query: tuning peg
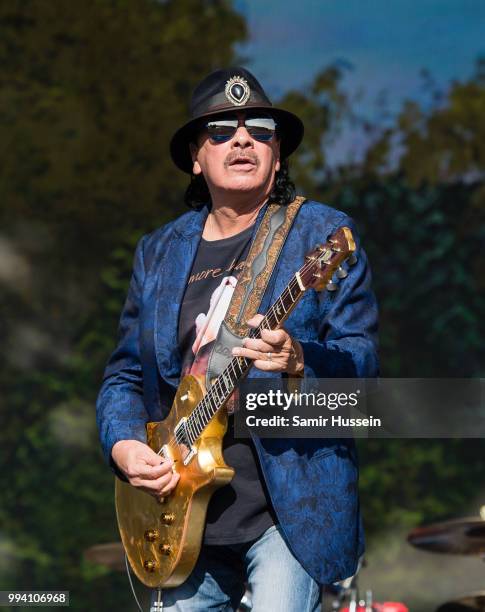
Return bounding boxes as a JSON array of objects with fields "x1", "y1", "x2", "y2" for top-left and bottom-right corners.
[
  {"x1": 336, "y1": 266, "x2": 348, "y2": 279},
  {"x1": 348, "y1": 253, "x2": 358, "y2": 266},
  {"x1": 326, "y1": 280, "x2": 338, "y2": 292}
]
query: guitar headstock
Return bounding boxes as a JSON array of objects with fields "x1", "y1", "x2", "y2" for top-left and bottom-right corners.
[{"x1": 300, "y1": 226, "x2": 357, "y2": 292}]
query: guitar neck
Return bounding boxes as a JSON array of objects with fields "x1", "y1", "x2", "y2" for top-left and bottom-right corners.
[{"x1": 184, "y1": 271, "x2": 306, "y2": 444}]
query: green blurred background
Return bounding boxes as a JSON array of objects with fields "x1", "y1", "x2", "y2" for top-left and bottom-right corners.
[{"x1": 1, "y1": 1, "x2": 484, "y2": 610}]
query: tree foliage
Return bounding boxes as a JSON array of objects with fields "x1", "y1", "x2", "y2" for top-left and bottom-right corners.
[
  {"x1": 286, "y1": 60, "x2": 485, "y2": 542},
  {"x1": 1, "y1": 2, "x2": 484, "y2": 609},
  {"x1": 0, "y1": 1, "x2": 246, "y2": 608}
]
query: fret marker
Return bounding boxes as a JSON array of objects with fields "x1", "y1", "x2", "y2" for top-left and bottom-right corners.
[{"x1": 295, "y1": 272, "x2": 305, "y2": 291}]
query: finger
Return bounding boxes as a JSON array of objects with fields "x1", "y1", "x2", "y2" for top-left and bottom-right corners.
[
  {"x1": 133, "y1": 468, "x2": 174, "y2": 491},
  {"x1": 260, "y1": 328, "x2": 288, "y2": 347},
  {"x1": 135, "y1": 458, "x2": 173, "y2": 480},
  {"x1": 246, "y1": 314, "x2": 264, "y2": 328},
  {"x1": 140, "y1": 471, "x2": 180, "y2": 500},
  {"x1": 139, "y1": 447, "x2": 170, "y2": 467},
  {"x1": 160, "y1": 471, "x2": 180, "y2": 495},
  {"x1": 235, "y1": 348, "x2": 288, "y2": 371},
  {"x1": 238, "y1": 338, "x2": 275, "y2": 353},
  {"x1": 253, "y1": 359, "x2": 284, "y2": 372},
  {"x1": 233, "y1": 347, "x2": 277, "y2": 362}
]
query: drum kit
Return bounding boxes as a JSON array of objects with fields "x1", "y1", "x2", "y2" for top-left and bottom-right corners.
[
  {"x1": 408, "y1": 516, "x2": 485, "y2": 611},
  {"x1": 84, "y1": 515, "x2": 485, "y2": 611},
  {"x1": 322, "y1": 515, "x2": 485, "y2": 612},
  {"x1": 324, "y1": 557, "x2": 409, "y2": 612}
]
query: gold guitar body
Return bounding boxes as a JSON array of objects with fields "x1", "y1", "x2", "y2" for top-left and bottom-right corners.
[{"x1": 115, "y1": 374, "x2": 234, "y2": 588}]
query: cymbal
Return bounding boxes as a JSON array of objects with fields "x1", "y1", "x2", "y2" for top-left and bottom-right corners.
[
  {"x1": 436, "y1": 591, "x2": 485, "y2": 611},
  {"x1": 84, "y1": 542, "x2": 126, "y2": 572},
  {"x1": 408, "y1": 517, "x2": 485, "y2": 555}
]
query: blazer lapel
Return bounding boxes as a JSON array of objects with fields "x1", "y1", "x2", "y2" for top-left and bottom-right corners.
[{"x1": 154, "y1": 206, "x2": 209, "y2": 385}]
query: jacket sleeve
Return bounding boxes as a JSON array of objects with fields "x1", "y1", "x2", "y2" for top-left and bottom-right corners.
[
  {"x1": 96, "y1": 235, "x2": 150, "y2": 474},
  {"x1": 299, "y1": 217, "x2": 379, "y2": 378}
]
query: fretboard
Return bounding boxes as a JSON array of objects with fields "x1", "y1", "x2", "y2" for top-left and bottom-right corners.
[{"x1": 183, "y1": 272, "x2": 306, "y2": 445}]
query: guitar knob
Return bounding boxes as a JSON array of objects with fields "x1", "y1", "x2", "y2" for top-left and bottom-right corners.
[
  {"x1": 348, "y1": 253, "x2": 358, "y2": 265},
  {"x1": 326, "y1": 280, "x2": 338, "y2": 292},
  {"x1": 161, "y1": 512, "x2": 175, "y2": 525},
  {"x1": 159, "y1": 544, "x2": 172, "y2": 556},
  {"x1": 336, "y1": 266, "x2": 348, "y2": 279},
  {"x1": 144, "y1": 529, "x2": 159, "y2": 542},
  {"x1": 144, "y1": 559, "x2": 157, "y2": 572}
]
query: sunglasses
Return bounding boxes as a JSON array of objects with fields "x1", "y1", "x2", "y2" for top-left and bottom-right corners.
[{"x1": 204, "y1": 114, "x2": 277, "y2": 144}]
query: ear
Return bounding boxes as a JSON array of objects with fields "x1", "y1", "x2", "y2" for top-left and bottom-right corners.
[
  {"x1": 275, "y1": 158, "x2": 281, "y2": 172},
  {"x1": 190, "y1": 142, "x2": 202, "y2": 175}
]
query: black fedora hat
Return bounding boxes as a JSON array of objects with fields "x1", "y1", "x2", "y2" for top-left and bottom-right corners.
[{"x1": 170, "y1": 67, "x2": 304, "y2": 174}]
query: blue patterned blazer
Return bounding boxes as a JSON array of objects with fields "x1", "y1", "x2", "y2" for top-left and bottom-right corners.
[{"x1": 96, "y1": 199, "x2": 379, "y2": 585}]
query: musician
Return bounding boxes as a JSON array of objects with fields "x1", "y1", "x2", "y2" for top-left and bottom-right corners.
[{"x1": 96, "y1": 67, "x2": 379, "y2": 611}]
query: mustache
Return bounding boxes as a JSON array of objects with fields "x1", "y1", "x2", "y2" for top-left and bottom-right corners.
[{"x1": 224, "y1": 152, "x2": 260, "y2": 168}]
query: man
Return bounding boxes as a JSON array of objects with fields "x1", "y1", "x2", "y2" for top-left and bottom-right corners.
[{"x1": 96, "y1": 67, "x2": 378, "y2": 611}]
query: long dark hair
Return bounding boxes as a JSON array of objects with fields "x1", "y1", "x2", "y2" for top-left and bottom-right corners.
[{"x1": 183, "y1": 158, "x2": 296, "y2": 210}]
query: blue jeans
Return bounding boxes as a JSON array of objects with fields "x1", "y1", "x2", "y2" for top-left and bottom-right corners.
[{"x1": 150, "y1": 525, "x2": 321, "y2": 611}]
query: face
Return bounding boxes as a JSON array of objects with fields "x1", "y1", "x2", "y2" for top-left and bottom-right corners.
[{"x1": 189, "y1": 110, "x2": 281, "y2": 197}]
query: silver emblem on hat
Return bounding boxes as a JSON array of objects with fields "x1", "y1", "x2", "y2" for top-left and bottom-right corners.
[{"x1": 225, "y1": 76, "x2": 251, "y2": 106}]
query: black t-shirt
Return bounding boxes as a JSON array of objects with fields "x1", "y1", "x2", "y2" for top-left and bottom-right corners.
[{"x1": 178, "y1": 224, "x2": 277, "y2": 545}]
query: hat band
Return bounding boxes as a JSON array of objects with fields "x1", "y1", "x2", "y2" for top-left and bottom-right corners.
[{"x1": 191, "y1": 90, "x2": 272, "y2": 119}]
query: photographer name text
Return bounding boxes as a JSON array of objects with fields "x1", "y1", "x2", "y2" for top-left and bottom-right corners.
[{"x1": 244, "y1": 389, "x2": 381, "y2": 430}]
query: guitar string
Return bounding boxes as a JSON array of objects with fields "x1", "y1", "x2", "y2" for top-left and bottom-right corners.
[
  {"x1": 156, "y1": 271, "x2": 305, "y2": 453},
  {"x1": 157, "y1": 264, "x2": 307, "y2": 454},
  {"x1": 186, "y1": 278, "x2": 301, "y2": 439},
  {"x1": 183, "y1": 244, "x2": 343, "y2": 441},
  {"x1": 157, "y1": 279, "x2": 294, "y2": 454},
  {"x1": 156, "y1": 245, "x2": 344, "y2": 454},
  {"x1": 156, "y1": 247, "x2": 341, "y2": 453}
]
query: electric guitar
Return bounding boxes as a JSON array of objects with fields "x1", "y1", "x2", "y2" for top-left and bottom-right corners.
[{"x1": 115, "y1": 226, "x2": 357, "y2": 588}]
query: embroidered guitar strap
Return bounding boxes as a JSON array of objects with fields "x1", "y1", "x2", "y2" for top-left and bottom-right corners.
[{"x1": 205, "y1": 196, "x2": 305, "y2": 388}]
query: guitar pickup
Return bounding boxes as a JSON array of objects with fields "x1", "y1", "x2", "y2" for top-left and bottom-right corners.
[
  {"x1": 182, "y1": 447, "x2": 197, "y2": 466},
  {"x1": 174, "y1": 418, "x2": 198, "y2": 466}
]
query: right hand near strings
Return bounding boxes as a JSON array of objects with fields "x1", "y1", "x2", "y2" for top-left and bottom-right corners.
[{"x1": 111, "y1": 439, "x2": 180, "y2": 498}]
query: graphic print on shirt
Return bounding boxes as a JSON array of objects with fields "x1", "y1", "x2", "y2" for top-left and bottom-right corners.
[
  {"x1": 183, "y1": 275, "x2": 239, "y2": 413},
  {"x1": 192, "y1": 275, "x2": 238, "y2": 354}
]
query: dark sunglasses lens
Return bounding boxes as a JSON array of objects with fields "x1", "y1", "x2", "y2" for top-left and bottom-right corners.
[
  {"x1": 206, "y1": 119, "x2": 237, "y2": 143},
  {"x1": 205, "y1": 116, "x2": 276, "y2": 143},
  {"x1": 245, "y1": 117, "x2": 276, "y2": 141},
  {"x1": 247, "y1": 127, "x2": 274, "y2": 141}
]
